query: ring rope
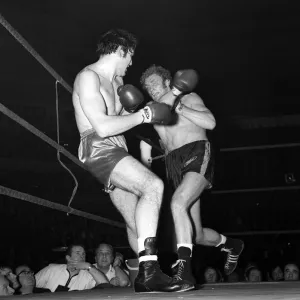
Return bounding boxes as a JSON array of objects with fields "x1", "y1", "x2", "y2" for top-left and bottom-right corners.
[
  {"x1": 0, "y1": 185, "x2": 125, "y2": 229},
  {"x1": 220, "y1": 142, "x2": 300, "y2": 152},
  {"x1": 0, "y1": 13, "x2": 126, "y2": 227},
  {"x1": 0, "y1": 12, "x2": 298, "y2": 229},
  {"x1": 212, "y1": 185, "x2": 300, "y2": 195},
  {"x1": 0, "y1": 102, "x2": 87, "y2": 171},
  {"x1": 0, "y1": 12, "x2": 72, "y2": 93},
  {"x1": 55, "y1": 81, "x2": 78, "y2": 208}
]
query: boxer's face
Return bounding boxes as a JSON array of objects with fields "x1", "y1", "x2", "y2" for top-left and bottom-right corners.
[
  {"x1": 144, "y1": 74, "x2": 170, "y2": 101},
  {"x1": 117, "y1": 48, "x2": 134, "y2": 77}
]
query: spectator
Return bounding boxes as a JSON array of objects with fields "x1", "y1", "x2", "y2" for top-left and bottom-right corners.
[
  {"x1": 15, "y1": 265, "x2": 35, "y2": 295},
  {"x1": 284, "y1": 263, "x2": 299, "y2": 281},
  {"x1": 204, "y1": 266, "x2": 222, "y2": 284},
  {"x1": 35, "y1": 244, "x2": 108, "y2": 292},
  {"x1": 0, "y1": 266, "x2": 20, "y2": 290},
  {"x1": 269, "y1": 265, "x2": 284, "y2": 282},
  {"x1": 94, "y1": 243, "x2": 130, "y2": 287},
  {"x1": 0, "y1": 274, "x2": 14, "y2": 296},
  {"x1": 244, "y1": 263, "x2": 262, "y2": 282}
]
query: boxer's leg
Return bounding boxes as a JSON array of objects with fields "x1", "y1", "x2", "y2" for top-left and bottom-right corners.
[
  {"x1": 190, "y1": 198, "x2": 221, "y2": 246},
  {"x1": 110, "y1": 156, "x2": 182, "y2": 292},
  {"x1": 110, "y1": 188, "x2": 139, "y2": 255}
]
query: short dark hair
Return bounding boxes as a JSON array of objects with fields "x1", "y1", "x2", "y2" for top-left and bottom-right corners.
[
  {"x1": 140, "y1": 64, "x2": 172, "y2": 90},
  {"x1": 66, "y1": 244, "x2": 85, "y2": 257},
  {"x1": 96, "y1": 29, "x2": 138, "y2": 57},
  {"x1": 95, "y1": 243, "x2": 115, "y2": 256}
]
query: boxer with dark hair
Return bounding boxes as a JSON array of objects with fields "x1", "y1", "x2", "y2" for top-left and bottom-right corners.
[
  {"x1": 73, "y1": 29, "x2": 181, "y2": 293},
  {"x1": 140, "y1": 65, "x2": 244, "y2": 291}
]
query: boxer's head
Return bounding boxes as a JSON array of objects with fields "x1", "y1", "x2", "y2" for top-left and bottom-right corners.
[
  {"x1": 96, "y1": 29, "x2": 137, "y2": 77},
  {"x1": 140, "y1": 65, "x2": 172, "y2": 101},
  {"x1": 96, "y1": 29, "x2": 137, "y2": 58}
]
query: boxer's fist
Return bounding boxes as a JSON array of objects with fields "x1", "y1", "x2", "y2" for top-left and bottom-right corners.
[
  {"x1": 172, "y1": 69, "x2": 199, "y2": 96},
  {"x1": 141, "y1": 102, "x2": 173, "y2": 125},
  {"x1": 118, "y1": 84, "x2": 144, "y2": 112}
]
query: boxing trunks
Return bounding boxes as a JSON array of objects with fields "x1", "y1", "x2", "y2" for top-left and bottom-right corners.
[
  {"x1": 165, "y1": 140, "x2": 214, "y2": 190},
  {"x1": 78, "y1": 129, "x2": 130, "y2": 193}
]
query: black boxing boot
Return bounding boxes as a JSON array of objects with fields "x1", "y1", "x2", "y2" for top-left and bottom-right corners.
[
  {"x1": 219, "y1": 237, "x2": 244, "y2": 276},
  {"x1": 170, "y1": 247, "x2": 195, "y2": 292},
  {"x1": 134, "y1": 237, "x2": 183, "y2": 293}
]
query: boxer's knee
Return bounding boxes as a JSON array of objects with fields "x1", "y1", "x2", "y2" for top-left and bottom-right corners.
[
  {"x1": 142, "y1": 175, "x2": 164, "y2": 204},
  {"x1": 171, "y1": 191, "x2": 190, "y2": 214},
  {"x1": 195, "y1": 228, "x2": 205, "y2": 244}
]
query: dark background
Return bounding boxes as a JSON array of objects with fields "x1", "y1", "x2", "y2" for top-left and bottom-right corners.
[{"x1": 0, "y1": 0, "x2": 299, "y2": 274}]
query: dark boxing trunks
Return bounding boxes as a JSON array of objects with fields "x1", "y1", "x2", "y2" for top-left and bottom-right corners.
[
  {"x1": 78, "y1": 129, "x2": 130, "y2": 193},
  {"x1": 165, "y1": 140, "x2": 214, "y2": 190}
]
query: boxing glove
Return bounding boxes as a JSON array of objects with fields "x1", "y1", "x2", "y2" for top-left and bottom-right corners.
[
  {"x1": 141, "y1": 102, "x2": 173, "y2": 125},
  {"x1": 171, "y1": 69, "x2": 199, "y2": 96},
  {"x1": 117, "y1": 84, "x2": 144, "y2": 112}
]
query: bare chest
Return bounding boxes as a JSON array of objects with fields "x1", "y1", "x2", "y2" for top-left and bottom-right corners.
[{"x1": 100, "y1": 82, "x2": 122, "y2": 116}]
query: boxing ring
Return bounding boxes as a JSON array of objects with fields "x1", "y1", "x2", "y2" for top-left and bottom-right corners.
[
  {"x1": 5, "y1": 282, "x2": 300, "y2": 299},
  {"x1": 1, "y1": 12, "x2": 300, "y2": 300}
]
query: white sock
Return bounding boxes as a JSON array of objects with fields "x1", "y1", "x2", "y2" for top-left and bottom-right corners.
[
  {"x1": 139, "y1": 255, "x2": 158, "y2": 263},
  {"x1": 137, "y1": 237, "x2": 146, "y2": 253},
  {"x1": 177, "y1": 243, "x2": 193, "y2": 256},
  {"x1": 216, "y1": 234, "x2": 227, "y2": 247}
]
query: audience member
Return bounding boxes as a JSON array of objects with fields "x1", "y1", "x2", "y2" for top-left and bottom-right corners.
[
  {"x1": 284, "y1": 263, "x2": 299, "y2": 281},
  {"x1": 0, "y1": 266, "x2": 19, "y2": 290},
  {"x1": 268, "y1": 265, "x2": 284, "y2": 282},
  {"x1": 94, "y1": 243, "x2": 130, "y2": 287},
  {"x1": 35, "y1": 244, "x2": 108, "y2": 292},
  {"x1": 244, "y1": 263, "x2": 263, "y2": 282},
  {"x1": 0, "y1": 274, "x2": 14, "y2": 296},
  {"x1": 204, "y1": 266, "x2": 223, "y2": 284}
]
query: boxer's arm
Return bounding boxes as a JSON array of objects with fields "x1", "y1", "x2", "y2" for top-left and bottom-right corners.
[
  {"x1": 176, "y1": 93, "x2": 216, "y2": 130},
  {"x1": 78, "y1": 70, "x2": 143, "y2": 137},
  {"x1": 140, "y1": 140, "x2": 152, "y2": 168}
]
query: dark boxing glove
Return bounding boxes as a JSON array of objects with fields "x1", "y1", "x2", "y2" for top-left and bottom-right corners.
[
  {"x1": 117, "y1": 84, "x2": 144, "y2": 112},
  {"x1": 171, "y1": 69, "x2": 199, "y2": 96},
  {"x1": 141, "y1": 102, "x2": 173, "y2": 125}
]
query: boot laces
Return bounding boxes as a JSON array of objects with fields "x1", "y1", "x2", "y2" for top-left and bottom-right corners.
[
  {"x1": 222, "y1": 248, "x2": 239, "y2": 269},
  {"x1": 173, "y1": 259, "x2": 186, "y2": 281}
]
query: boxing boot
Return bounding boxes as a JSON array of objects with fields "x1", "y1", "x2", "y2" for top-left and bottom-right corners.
[
  {"x1": 170, "y1": 247, "x2": 195, "y2": 292},
  {"x1": 219, "y1": 237, "x2": 244, "y2": 276},
  {"x1": 134, "y1": 237, "x2": 183, "y2": 293}
]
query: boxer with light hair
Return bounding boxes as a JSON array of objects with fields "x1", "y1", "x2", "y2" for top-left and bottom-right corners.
[{"x1": 140, "y1": 65, "x2": 244, "y2": 291}]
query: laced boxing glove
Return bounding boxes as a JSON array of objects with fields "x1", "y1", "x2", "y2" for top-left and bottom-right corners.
[
  {"x1": 141, "y1": 102, "x2": 173, "y2": 125},
  {"x1": 171, "y1": 69, "x2": 199, "y2": 96},
  {"x1": 117, "y1": 84, "x2": 144, "y2": 112}
]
